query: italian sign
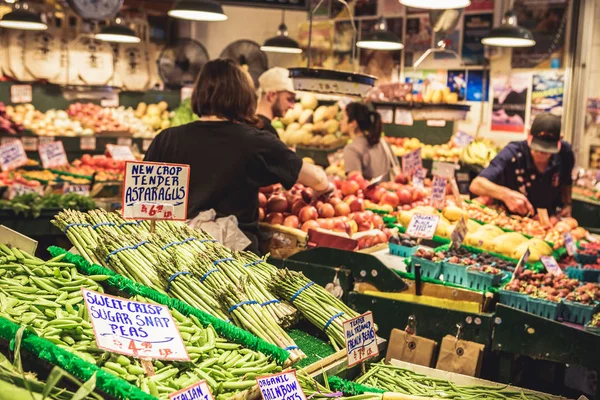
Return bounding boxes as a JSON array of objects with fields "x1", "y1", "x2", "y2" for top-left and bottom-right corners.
[
  {"x1": 257, "y1": 370, "x2": 306, "y2": 400},
  {"x1": 106, "y1": 144, "x2": 135, "y2": 161},
  {"x1": 0, "y1": 140, "x2": 27, "y2": 171},
  {"x1": 169, "y1": 380, "x2": 214, "y2": 400},
  {"x1": 123, "y1": 161, "x2": 190, "y2": 221},
  {"x1": 407, "y1": 214, "x2": 440, "y2": 240},
  {"x1": 402, "y1": 148, "x2": 422, "y2": 176},
  {"x1": 82, "y1": 288, "x2": 189, "y2": 361},
  {"x1": 39, "y1": 141, "x2": 68, "y2": 168},
  {"x1": 343, "y1": 311, "x2": 379, "y2": 368},
  {"x1": 541, "y1": 256, "x2": 562, "y2": 276}
]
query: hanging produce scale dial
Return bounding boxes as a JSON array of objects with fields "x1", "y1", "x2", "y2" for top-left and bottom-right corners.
[{"x1": 67, "y1": 0, "x2": 123, "y2": 20}]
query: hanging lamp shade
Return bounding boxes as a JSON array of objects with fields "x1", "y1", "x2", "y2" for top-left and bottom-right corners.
[
  {"x1": 95, "y1": 25, "x2": 141, "y2": 43},
  {"x1": 261, "y1": 23, "x2": 302, "y2": 54},
  {"x1": 399, "y1": 0, "x2": 470, "y2": 10},
  {"x1": 0, "y1": 9, "x2": 47, "y2": 30},
  {"x1": 168, "y1": 0, "x2": 227, "y2": 22},
  {"x1": 481, "y1": 11, "x2": 535, "y2": 47},
  {"x1": 357, "y1": 18, "x2": 403, "y2": 51}
]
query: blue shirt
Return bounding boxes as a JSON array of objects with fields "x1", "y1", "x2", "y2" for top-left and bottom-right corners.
[{"x1": 478, "y1": 140, "x2": 574, "y2": 214}]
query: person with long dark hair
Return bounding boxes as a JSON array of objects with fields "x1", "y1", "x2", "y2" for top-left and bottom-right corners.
[
  {"x1": 144, "y1": 59, "x2": 331, "y2": 253},
  {"x1": 341, "y1": 102, "x2": 399, "y2": 180}
]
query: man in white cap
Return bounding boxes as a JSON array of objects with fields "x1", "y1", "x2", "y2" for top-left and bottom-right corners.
[{"x1": 256, "y1": 67, "x2": 296, "y2": 138}]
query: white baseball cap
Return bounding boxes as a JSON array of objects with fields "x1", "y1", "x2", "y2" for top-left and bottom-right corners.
[{"x1": 258, "y1": 67, "x2": 295, "y2": 94}]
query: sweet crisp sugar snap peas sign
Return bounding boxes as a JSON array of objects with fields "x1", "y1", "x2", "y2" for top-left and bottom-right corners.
[
  {"x1": 82, "y1": 288, "x2": 189, "y2": 361},
  {"x1": 123, "y1": 161, "x2": 190, "y2": 221},
  {"x1": 169, "y1": 380, "x2": 214, "y2": 400},
  {"x1": 343, "y1": 311, "x2": 378, "y2": 368},
  {"x1": 257, "y1": 370, "x2": 306, "y2": 400}
]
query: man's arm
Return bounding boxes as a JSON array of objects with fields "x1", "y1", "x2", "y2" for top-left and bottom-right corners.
[
  {"x1": 470, "y1": 176, "x2": 534, "y2": 215},
  {"x1": 558, "y1": 184, "x2": 572, "y2": 217}
]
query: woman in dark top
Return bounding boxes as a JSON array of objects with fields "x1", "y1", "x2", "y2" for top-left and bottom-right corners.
[{"x1": 144, "y1": 59, "x2": 330, "y2": 253}]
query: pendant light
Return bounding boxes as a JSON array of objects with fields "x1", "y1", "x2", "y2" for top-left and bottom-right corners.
[
  {"x1": 261, "y1": 11, "x2": 301, "y2": 54},
  {"x1": 357, "y1": 17, "x2": 403, "y2": 51},
  {"x1": 168, "y1": 0, "x2": 227, "y2": 22},
  {"x1": 0, "y1": 2, "x2": 47, "y2": 31},
  {"x1": 481, "y1": 10, "x2": 535, "y2": 47},
  {"x1": 95, "y1": 18, "x2": 141, "y2": 43},
  {"x1": 399, "y1": 0, "x2": 470, "y2": 10}
]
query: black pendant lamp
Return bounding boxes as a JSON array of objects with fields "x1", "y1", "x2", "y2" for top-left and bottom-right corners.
[
  {"x1": 482, "y1": 10, "x2": 535, "y2": 47},
  {"x1": 95, "y1": 19, "x2": 141, "y2": 43},
  {"x1": 168, "y1": 0, "x2": 227, "y2": 22},
  {"x1": 0, "y1": 2, "x2": 47, "y2": 31},
  {"x1": 261, "y1": 11, "x2": 301, "y2": 54},
  {"x1": 357, "y1": 17, "x2": 403, "y2": 51}
]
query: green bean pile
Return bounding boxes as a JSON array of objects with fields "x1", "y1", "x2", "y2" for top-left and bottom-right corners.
[
  {"x1": 0, "y1": 244, "x2": 281, "y2": 399},
  {"x1": 298, "y1": 372, "x2": 382, "y2": 400},
  {"x1": 356, "y1": 363, "x2": 555, "y2": 400}
]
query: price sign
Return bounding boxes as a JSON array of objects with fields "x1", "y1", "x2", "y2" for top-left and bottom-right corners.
[
  {"x1": 394, "y1": 109, "x2": 413, "y2": 126},
  {"x1": 412, "y1": 167, "x2": 426, "y2": 189},
  {"x1": 39, "y1": 141, "x2": 68, "y2": 168},
  {"x1": 117, "y1": 137, "x2": 133, "y2": 147},
  {"x1": 63, "y1": 183, "x2": 90, "y2": 196},
  {"x1": 80, "y1": 136, "x2": 96, "y2": 151},
  {"x1": 180, "y1": 86, "x2": 193, "y2": 102},
  {"x1": 511, "y1": 247, "x2": 530, "y2": 280},
  {"x1": 343, "y1": 311, "x2": 379, "y2": 367},
  {"x1": 100, "y1": 95, "x2": 119, "y2": 108},
  {"x1": 426, "y1": 120, "x2": 446, "y2": 127},
  {"x1": 451, "y1": 216, "x2": 468, "y2": 249},
  {"x1": 9, "y1": 183, "x2": 44, "y2": 199},
  {"x1": 563, "y1": 232, "x2": 576, "y2": 256},
  {"x1": 430, "y1": 176, "x2": 447, "y2": 210},
  {"x1": 406, "y1": 214, "x2": 440, "y2": 239},
  {"x1": 10, "y1": 84, "x2": 32, "y2": 103},
  {"x1": 0, "y1": 140, "x2": 27, "y2": 172},
  {"x1": 401, "y1": 148, "x2": 422, "y2": 176},
  {"x1": 123, "y1": 161, "x2": 190, "y2": 221},
  {"x1": 21, "y1": 137, "x2": 38, "y2": 151},
  {"x1": 257, "y1": 370, "x2": 306, "y2": 400},
  {"x1": 453, "y1": 131, "x2": 474, "y2": 148},
  {"x1": 142, "y1": 139, "x2": 153, "y2": 152},
  {"x1": 106, "y1": 144, "x2": 135, "y2": 161},
  {"x1": 81, "y1": 288, "x2": 189, "y2": 361},
  {"x1": 541, "y1": 256, "x2": 562, "y2": 276},
  {"x1": 0, "y1": 137, "x2": 19, "y2": 146},
  {"x1": 39, "y1": 136, "x2": 54, "y2": 146},
  {"x1": 378, "y1": 107, "x2": 393, "y2": 124},
  {"x1": 432, "y1": 161, "x2": 457, "y2": 179},
  {"x1": 450, "y1": 177, "x2": 462, "y2": 205},
  {"x1": 537, "y1": 208, "x2": 550, "y2": 227},
  {"x1": 169, "y1": 380, "x2": 214, "y2": 400}
]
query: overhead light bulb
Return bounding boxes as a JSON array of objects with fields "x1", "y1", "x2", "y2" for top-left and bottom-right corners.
[
  {"x1": 0, "y1": 3, "x2": 47, "y2": 31},
  {"x1": 95, "y1": 24, "x2": 141, "y2": 43},
  {"x1": 357, "y1": 17, "x2": 403, "y2": 51},
  {"x1": 482, "y1": 10, "x2": 535, "y2": 47},
  {"x1": 168, "y1": 0, "x2": 227, "y2": 22},
  {"x1": 399, "y1": 0, "x2": 470, "y2": 10}
]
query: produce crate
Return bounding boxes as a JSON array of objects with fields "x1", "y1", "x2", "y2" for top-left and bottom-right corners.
[
  {"x1": 566, "y1": 266, "x2": 600, "y2": 283},
  {"x1": 526, "y1": 297, "x2": 562, "y2": 321},
  {"x1": 409, "y1": 256, "x2": 443, "y2": 279},
  {"x1": 574, "y1": 252, "x2": 598, "y2": 265},
  {"x1": 466, "y1": 268, "x2": 503, "y2": 291},
  {"x1": 498, "y1": 289, "x2": 528, "y2": 312},
  {"x1": 388, "y1": 242, "x2": 417, "y2": 258},
  {"x1": 442, "y1": 261, "x2": 468, "y2": 285},
  {"x1": 561, "y1": 301, "x2": 600, "y2": 325}
]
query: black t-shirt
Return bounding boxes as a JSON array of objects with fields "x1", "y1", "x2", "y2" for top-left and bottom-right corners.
[
  {"x1": 144, "y1": 120, "x2": 302, "y2": 239},
  {"x1": 257, "y1": 115, "x2": 280, "y2": 139}
]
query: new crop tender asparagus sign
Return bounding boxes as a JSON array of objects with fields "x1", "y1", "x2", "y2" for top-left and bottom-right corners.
[
  {"x1": 82, "y1": 288, "x2": 190, "y2": 361},
  {"x1": 123, "y1": 161, "x2": 190, "y2": 221}
]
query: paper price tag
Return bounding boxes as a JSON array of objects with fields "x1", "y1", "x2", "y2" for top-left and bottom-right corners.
[
  {"x1": 123, "y1": 161, "x2": 190, "y2": 221},
  {"x1": 169, "y1": 380, "x2": 214, "y2": 400},
  {"x1": 106, "y1": 144, "x2": 135, "y2": 161},
  {"x1": 394, "y1": 109, "x2": 413, "y2": 126},
  {"x1": 541, "y1": 256, "x2": 562, "y2": 276},
  {"x1": 412, "y1": 167, "x2": 426, "y2": 189},
  {"x1": 537, "y1": 208, "x2": 550, "y2": 227},
  {"x1": 100, "y1": 95, "x2": 119, "y2": 108},
  {"x1": 0, "y1": 137, "x2": 19, "y2": 146},
  {"x1": 38, "y1": 137, "x2": 54, "y2": 146},
  {"x1": 432, "y1": 161, "x2": 458, "y2": 179},
  {"x1": 378, "y1": 107, "x2": 393, "y2": 124},
  {"x1": 10, "y1": 84, "x2": 32, "y2": 104},
  {"x1": 426, "y1": 120, "x2": 446, "y2": 127},
  {"x1": 180, "y1": 87, "x2": 193, "y2": 102},
  {"x1": 21, "y1": 137, "x2": 38, "y2": 151},
  {"x1": 451, "y1": 216, "x2": 468, "y2": 249},
  {"x1": 39, "y1": 141, "x2": 68, "y2": 169},
  {"x1": 63, "y1": 183, "x2": 90, "y2": 196},
  {"x1": 453, "y1": 131, "x2": 474, "y2": 148},
  {"x1": 450, "y1": 177, "x2": 462, "y2": 205},
  {"x1": 406, "y1": 214, "x2": 440, "y2": 239},
  {"x1": 401, "y1": 148, "x2": 422, "y2": 176},
  {"x1": 81, "y1": 288, "x2": 189, "y2": 361},
  {"x1": 117, "y1": 137, "x2": 133, "y2": 147},
  {"x1": 430, "y1": 176, "x2": 447, "y2": 210},
  {"x1": 0, "y1": 140, "x2": 27, "y2": 172},
  {"x1": 80, "y1": 136, "x2": 96, "y2": 151},
  {"x1": 142, "y1": 139, "x2": 153, "y2": 152},
  {"x1": 9, "y1": 183, "x2": 44, "y2": 199},
  {"x1": 343, "y1": 311, "x2": 378, "y2": 367},
  {"x1": 257, "y1": 370, "x2": 306, "y2": 400},
  {"x1": 563, "y1": 232, "x2": 576, "y2": 256}
]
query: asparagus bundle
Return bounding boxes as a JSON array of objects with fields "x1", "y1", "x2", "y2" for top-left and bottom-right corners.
[
  {"x1": 52, "y1": 209, "x2": 102, "y2": 265},
  {"x1": 271, "y1": 269, "x2": 361, "y2": 351}
]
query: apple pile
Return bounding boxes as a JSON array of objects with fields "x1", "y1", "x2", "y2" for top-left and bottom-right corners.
[{"x1": 67, "y1": 103, "x2": 128, "y2": 133}]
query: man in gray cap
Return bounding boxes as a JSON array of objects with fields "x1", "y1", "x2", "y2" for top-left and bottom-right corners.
[
  {"x1": 256, "y1": 67, "x2": 296, "y2": 138},
  {"x1": 470, "y1": 113, "x2": 575, "y2": 217}
]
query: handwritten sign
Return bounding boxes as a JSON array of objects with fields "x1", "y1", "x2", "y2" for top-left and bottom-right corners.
[
  {"x1": 432, "y1": 161, "x2": 457, "y2": 179},
  {"x1": 430, "y1": 176, "x2": 447, "y2": 210},
  {"x1": 394, "y1": 109, "x2": 413, "y2": 126},
  {"x1": 450, "y1": 177, "x2": 462, "y2": 205},
  {"x1": 39, "y1": 141, "x2": 68, "y2": 168},
  {"x1": 537, "y1": 208, "x2": 550, "y2": 227},
  {"x1": 412, "y1": 167, "x2": 426, "y2": 189},
  {"x1": 426, "y1": 120, "x2": 446, "y2": 127},
  {"x1": 453, "y1": 131, "x2": 474, "y2": 148},
  {"x1": 257, "y1": 370, "x2": 306, "y2": 400},
  {"x1": 117, "y1": 137, "x2": 133, "y2": 147},
  {"x1": 169, "y1": 380, "x2": 214, "y2": 400},
  {"x1": 21, "y1": 137, "x2": 38, "y2": 151},
  {"x1": 402, "y1": 148, "x2": 422, "y2": 176},
  {"x1": 407, "y1": 214, "x2": 440, "y2": 240},
  {"x1": 343, "y1": 311, "x2": 378, "y2": 367},
  {"x1": 563, "y1": 232, "x2": 576, "y2": 256},
  {"x1": 541, "y1": 256, "x2": 562, "y2": 276},
  {"x1": 80, "y1": 136, "x2": 96, "y2": 151},
  {"x1": 9, "y1": 183, "x2": 44, "y2": 199},
  {"x1": 123, "y1": 161, "x2": 190, "y2": 221},
  {"x1": 378, "y1": 107, "x2": 393, "y2": 124},
  {"x1": 39, "y1": 137, "x2": 54, "y2": 146},
  {"x1": 181, "y1": 87, "x2": 193, "y2": 102},
  {"x1": 106, "y1": 144, "x2": 135, "y2": 161},
  {"x1": 512, "y1": 247, "x2": 530, "y2": 281},
  {"x1": 63, "y1": 183, "x2": 90, "y2": 196},
  {"x1": 451, "y1": 216, "x2": 468, "y2": 249},
  {"x1": 0, "y1": 137, "x2": 19, "y2": 146},
  {"x1": 100, "y1": 95, "x2": 119, "y2": 108},
  {"x1": 0, "y1": 140, "x2": 27, "y2": 171},
  {"x1": 10, "y1": 84, "x2": 32, "y2": 103},
  {"x1": 81, "y1": 288, "x2": 189, "y2": 361}
]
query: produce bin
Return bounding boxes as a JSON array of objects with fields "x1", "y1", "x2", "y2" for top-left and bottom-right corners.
[
  {"x1": 561, "y1": 301, "x2": 600, "y2": 325},
  {"x1": 498, "y1": 290, "x2": 528, "y2": 312},
  {"x1": 526, "y1": 297, "x2": 562, "y2": 321},
  {"x1": 409, "y1": 256, "x2": 443, "y2": 279},
  {"x1": 566, "y1": 266, "x2": 600, "y2": 283},
  {"x1": 442, "y1": 261, "x2": 468, "y2": 285},
  {"x1": 466, "y1": 268, "x2": 503, "y2": 291},
  {"x1": 388, "y1": 242, "x2": 417, "y2": 258},
  {"x1": 574, "y1": 252, "x2": 598, "y2": 265}
]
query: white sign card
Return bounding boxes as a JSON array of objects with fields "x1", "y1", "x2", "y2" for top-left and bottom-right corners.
[
  {"x1": 38, "y1": 136, "x2": 54, "y2": 146},
  {"x1": 117, "y1": 137, "x2": 133, "y2": 147},
  {"x1": 169, "y1": 380, "x2": 214, "y2": 400},
  {"x1": 21, "y1": 136, "x2": 38, "y2": 151},
  {"x1": 540, "y1": 256, "x2": 562, "y2": 276},
  {"x1": 0, "y1": 140, "x2": 28, "y2": 171},
  {"x1": 9, "y1": 183, "x2": 44, "y2": 199},
  {"x1": 377, "y1": 107, "x2": 393, "y2": 124},
  {"x1": 412, "y1": 167, "x2": 426, "y2": 190},
  {"x1": 181, "y1": 87, "x2": 193, "y2": 102},
  {"x1": 343, "y1": 311, "x2": 379, "y2": 368},
  {"x1": 430, "y1": 176, "x2": 447, "y2": 210},
  {"x1": 394, "y1": 109, "x2": 414, "y2": 126},
  {"x1": 401, "y1": 148, "x2": 422, "y2": 176},
  {"x1": 0, "y1": 137, "x2": 19, "y2": 146},
  {"x1": 256, "y1": 370, "x2": 306, "y2": 400},
  {"x1": 451, "y1": 216, "x2": 468, "y2": 249},
  {"x1": 10, "y1": 84, "x2": 32, "y2": 103},
  {"x1": 453, "y1": 131, "x2": 474, "y2": 148},
  {"x1": 426, "y1": 120, "x2": 446, "y2": 127},
  {"x1": 81, "y1": 288, "x2": 189, "y2": 361},
  {"x1": 123, "y1": 161, "x2": 190, "y2": 221},
  {"x1": 432, "y1": 161, "x2": 458, "y2": 179},
  {"x1": 39, "y1": 141, "x2": 68, "y2": 169},
  {"x1": 563, "y1": 232, "x2": 576, "y2": 256},
  {"x1": 80, "y1": 136, "x2": 96, "y2": 151},
  {"x1": 106, "y1": 144, "x2": 135, "y2": 161},
  {"x1": 406, "y1": 214, "x2": 440, "y2": 240},
  {"x1": 63, "y1": 183, "x2": 90, "y2": 196},
  {"x1": 100, "y1": 95, "x2": 119, "y2": 108}
]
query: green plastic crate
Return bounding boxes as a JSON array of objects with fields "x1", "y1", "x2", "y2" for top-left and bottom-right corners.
[
  {"x1": 566, "y1": 267, "x2": 600, "y2": 283},
  {"x1": 527, "y1": 297, "x2": 562, "y2": 321},
  {"x1": 561, "y1": 301, "x2": 599, "y2": 325},
  {"x1": 466, "y1": 268, "x2": 503, "y2": 291},
  {"x1": 442, "y1": 261, "x2": 468, "y2": 285},
  {"x1": 388, "y1": 243, "x2": 417, "y2": 258},
  {"x1": 410, "y1": 257, "x2": 443, "y2": 279},
  {"x1": 498, "y1": 289, "x2": 528, "y2": 312}
]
